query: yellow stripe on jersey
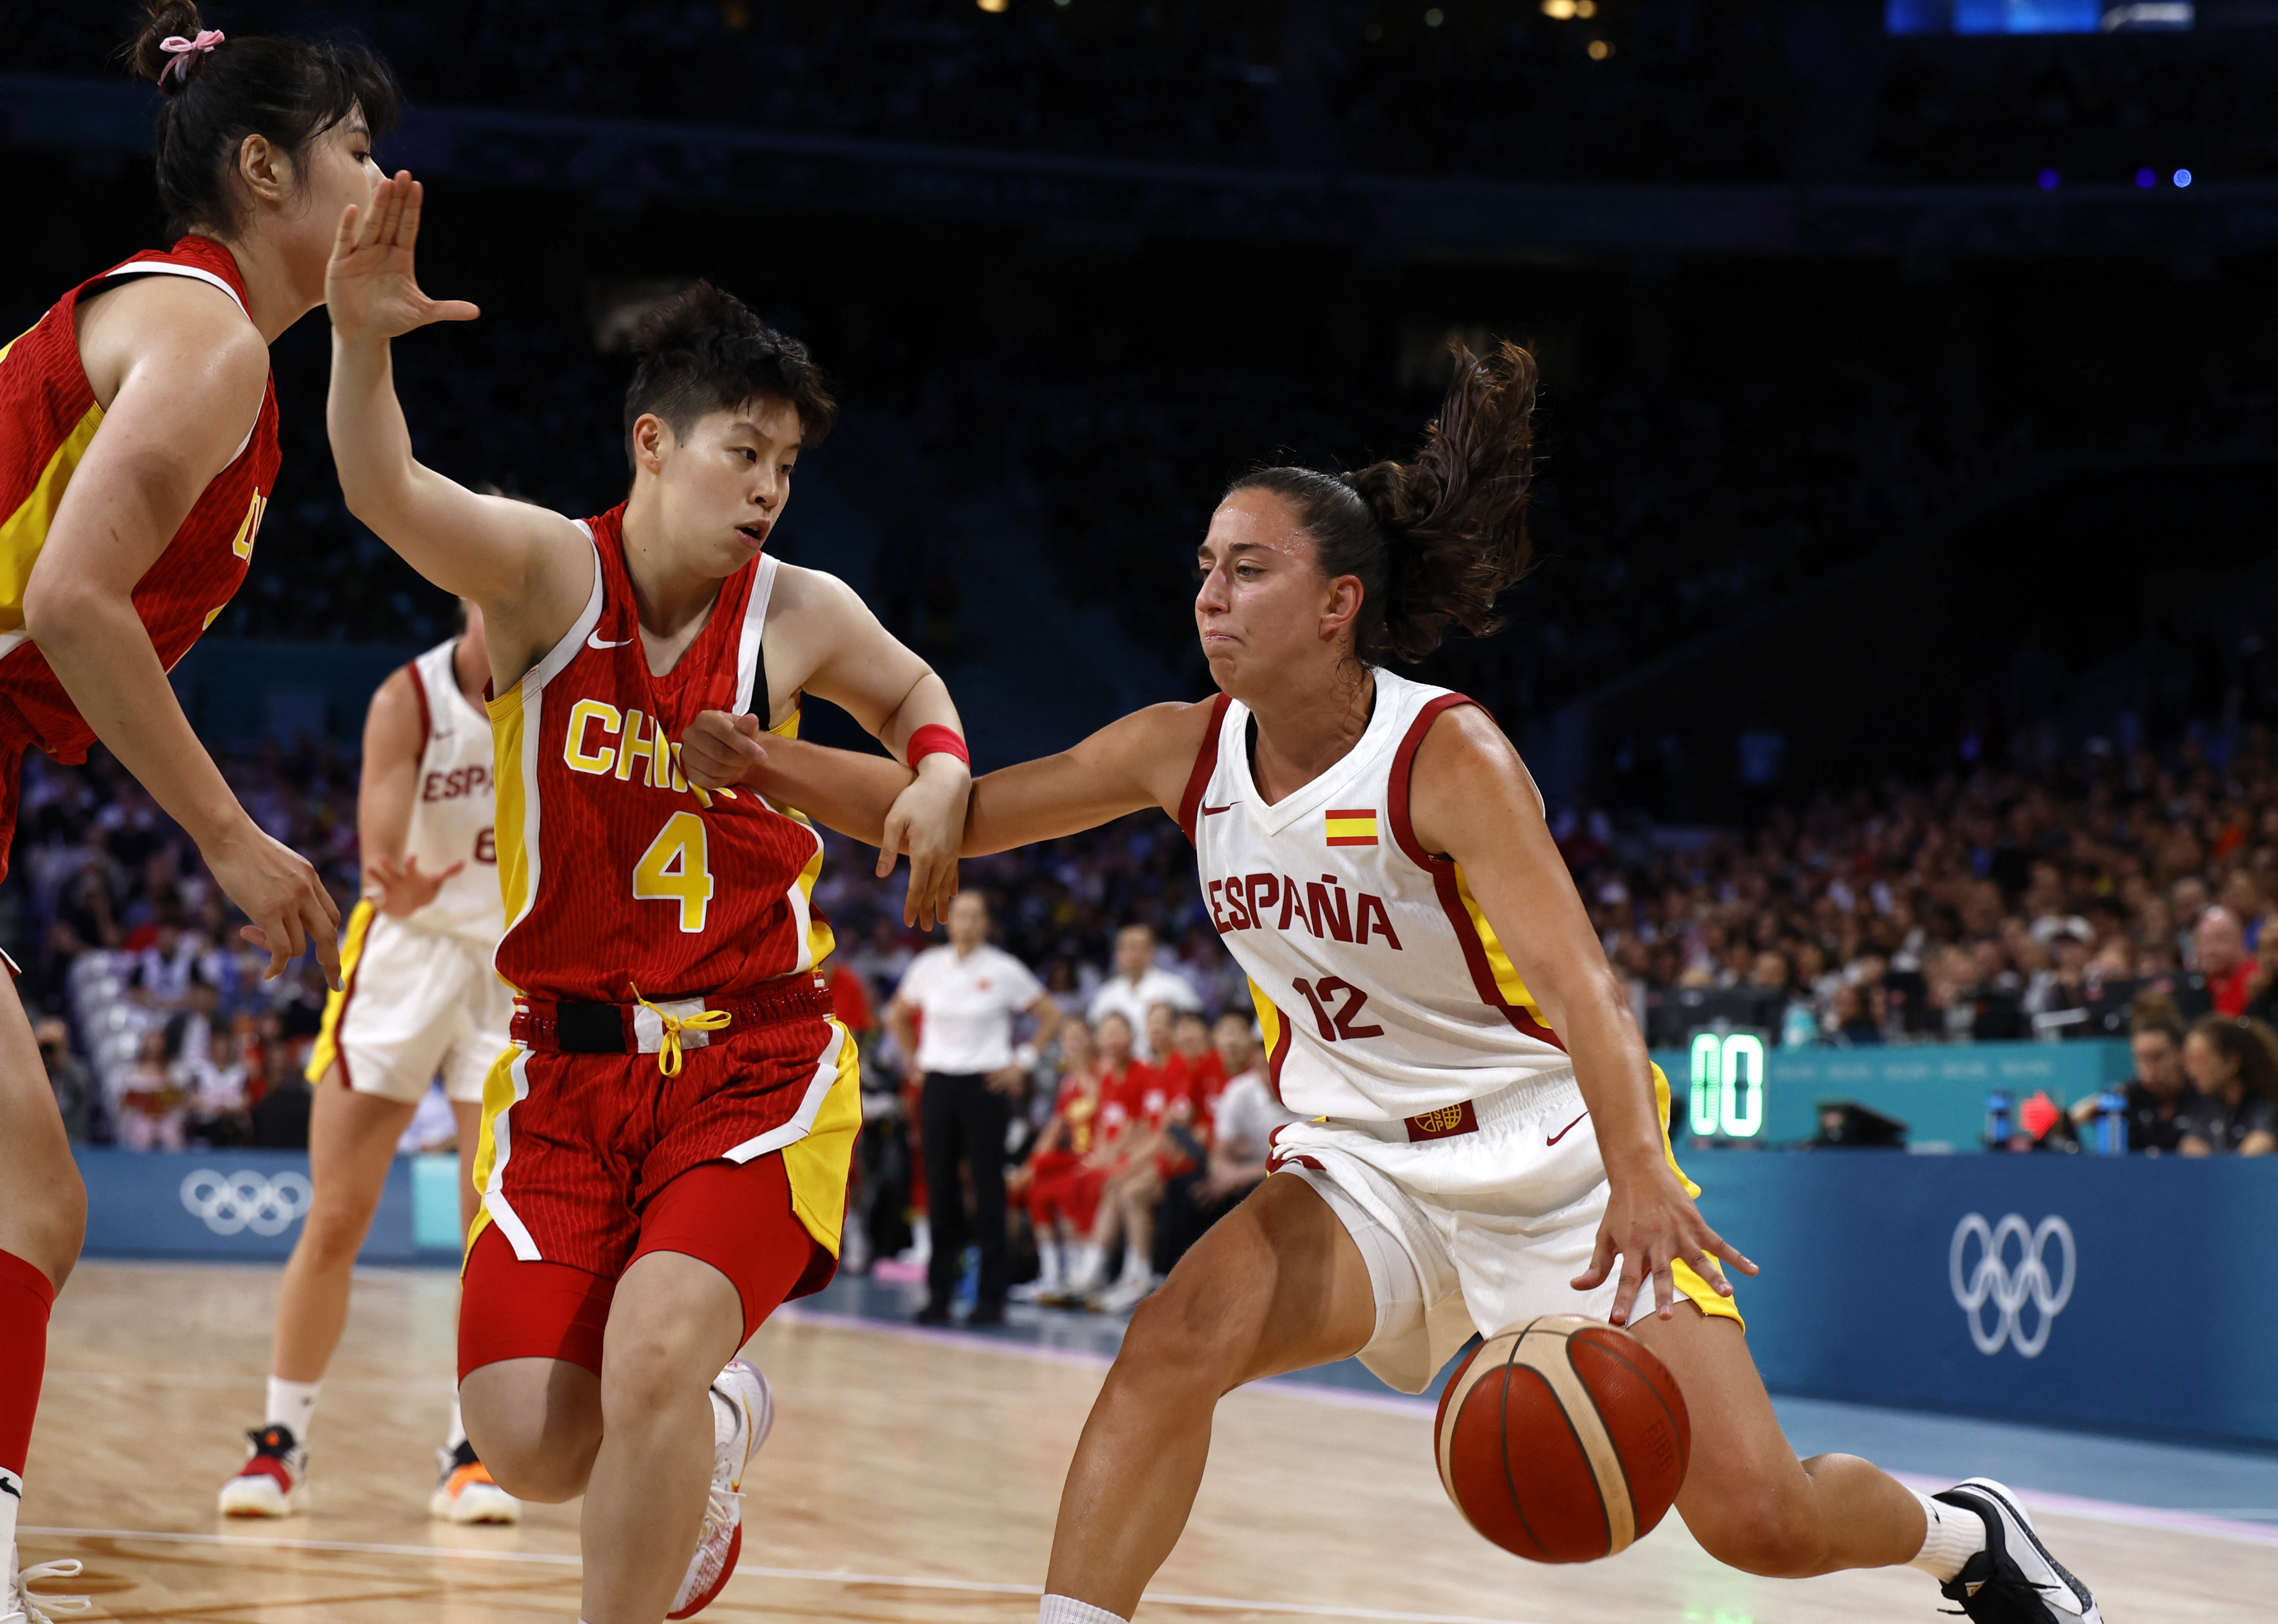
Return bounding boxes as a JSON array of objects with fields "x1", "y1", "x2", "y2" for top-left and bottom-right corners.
[
  {"x1": 0, "y1": 403, "x2": 102, "y2": 631},
  {"x1": 1247, "y1": 976, "x2": 1284, "y2": 1058},
  {"x1": 1449, "y1": 861, "x2": 1556, "y2": 1032},
  {"x1": 487, "y1": 679, "x2": 534, "y2": 978},
  {"x1": 765, "y1": 701, "x2": 837, "y2": 971},
  {"x1": 1324, "y1": 808, "x2": 1379, "y2": 847},
  {"x1": 303, "y1": 899, "x2": 377, "y2": 1083}
]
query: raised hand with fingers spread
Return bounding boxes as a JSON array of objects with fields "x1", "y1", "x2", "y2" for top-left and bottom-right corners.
[{"x1": 327, "y1": 171, "x2": 480, "y2": 342}]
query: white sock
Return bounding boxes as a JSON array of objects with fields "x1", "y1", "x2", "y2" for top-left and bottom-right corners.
[
  {"x1": 266, "y1": 1377, "x2": 321, "y2": 1444},
  {"x1": 0, "y1": 1466, "x2": 22, "y2": 1569},
  {"x1": 1038, "y1": 1596, "x2": 1125, "y2": 1624},
  {"x1": 1070, "y1": 1243, "x2": 1103, "y2": 1289},
  {"x1": 1035, "y1": 1243, "x2": 1063, "y2": 1289},
  {"x1": 1907, "y1": 1487, "x2": 1987, "y2": 1582},
  {"x1": 443, "y1": 1391, "x2": 468, "y2": 1455}
]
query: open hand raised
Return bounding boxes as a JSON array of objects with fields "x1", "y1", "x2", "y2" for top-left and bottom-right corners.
[{"x1": 327, "y1": 171, "x2": 480, "y2": 341}]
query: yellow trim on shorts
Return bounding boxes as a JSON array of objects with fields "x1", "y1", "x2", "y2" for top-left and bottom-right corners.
[
  {"x1": 303, "y1": 898, "x2": 377, "y2": 1084},
  {"x1": 781, "y1": 1017, "x2": 864, "y2": 1258},
  {"x1": 1654, "y1": 1061, "x2": 1742, "y2": 1325}
]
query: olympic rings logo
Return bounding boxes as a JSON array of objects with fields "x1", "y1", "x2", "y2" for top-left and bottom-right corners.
[
  {"x1": 180, "y1": 1170, "x2": 314, "y2": 1237},
  {"x1": 1949, "y1": 1212, "x2": 2076, "y2": 1358}
]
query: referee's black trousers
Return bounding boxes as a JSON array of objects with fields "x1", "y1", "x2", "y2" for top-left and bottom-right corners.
[{"x1": 920, "y1": 1070, "x2": 1011, "y2": 1311}]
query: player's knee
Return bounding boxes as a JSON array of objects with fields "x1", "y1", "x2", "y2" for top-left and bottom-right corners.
[
  {"x1": 597, "y1": 1320, "x2": 710, "y2": 1420},
  {"x1": 1116, "y1": 1275, "x2": 1251, "y2": 1395},
  {"x1": 21, "y1": 1163, "x2": 87, "y2": 1288},
  {"x1": 296, "y1": 1199, "x2": 376, "y2": 1268},
  {"x1": 459, "y1": 1383, "x2": 597, "y2": 1502}
]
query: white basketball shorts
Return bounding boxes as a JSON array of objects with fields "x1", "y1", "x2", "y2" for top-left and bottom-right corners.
[
  {"x1": 305, "y1": 900, "x2": 511, "y2": 1104},
  {"x1": 1270, "y1": 1063, "x2": 1739, "y2": 1395}
]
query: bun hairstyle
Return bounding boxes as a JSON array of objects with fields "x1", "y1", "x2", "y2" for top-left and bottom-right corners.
[
  {"x1": 127, "y1": 1, "x2": 400, "y2": 240},
  {"x1": 1227, "y1": 339, "x2": 1538, "y2": 665},
  {"x1": 2190, "y1": 1013, "x2": 2278, "y2": 1105},
  {"x1": 623, "y1": 282, "x2": 838, "y2": 465}
]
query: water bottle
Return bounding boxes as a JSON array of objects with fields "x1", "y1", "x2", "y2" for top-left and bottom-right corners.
[
  {"x1": 1984, "y1": 1089, "x2": 2013, "y2": 1148},
  {"x1": 1781, "y1": 1001, "x2": 1817, "y2": 1049},
  {"x1": 2094, "y1": 1089, "x2": 2129, "y2": 1156}
]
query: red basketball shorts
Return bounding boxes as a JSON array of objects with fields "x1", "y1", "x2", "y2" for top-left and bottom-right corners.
[
  {"x1": 1027, "y1": 1151, "x2": 1103, "y2": 1234},
  {"x1": 459, "y1": 1013, "x2": 862, "y2": 1379}
]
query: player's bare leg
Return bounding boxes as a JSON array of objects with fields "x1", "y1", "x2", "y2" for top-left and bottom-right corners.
[
  {"x1": 0, "y1": 975, "x2": 83, "y2": 1591},
  {"x1": 270, "y1": 1072, "x2": 419, "y2": 1381},
  {"x1": 1627, "y1": 1307, "x2": 1926, "y2": 1575},
  {"x1": 1045, "y1": 1174, "x2": 1375, "y2": 1618},
  {"x1": 458, "y1": 1358, "x2": 604, "y2": 1504},
  {"x1": 450, "y1": 1099, "x2": 483, "y2": 1232},
  {"x1": 581, "y1": 1251, "x2": 746, "y2": 1623}
]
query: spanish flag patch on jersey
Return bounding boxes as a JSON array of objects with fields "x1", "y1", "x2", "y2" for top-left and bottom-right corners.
[{"x1": 1325, "y1": 808, "x2": 1379, "y2": 847}]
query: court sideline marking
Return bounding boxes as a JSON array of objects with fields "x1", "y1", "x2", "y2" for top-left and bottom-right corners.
[{"x1": 20, "y1": 1526, "x2": 1552, "y2": 1624}]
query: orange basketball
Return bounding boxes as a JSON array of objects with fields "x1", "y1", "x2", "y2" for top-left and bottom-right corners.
[{"x1": 1432, "y1": 1314, "x2": 1690, "y2": 1564}]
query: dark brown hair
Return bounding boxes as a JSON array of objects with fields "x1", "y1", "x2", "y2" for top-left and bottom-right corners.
[
  {"x1": 2189, "y1": 1013, "x2": 2278, "y2": 1104},
  {"x1": 2129, "y1": 989, "x2": 2184, "y2": 1044},
  {"x1": 1227, "y1": 339, "x2": 1538, "y2": 665},
  {"x1": 128, "y1": 2, "x2": 400, "y2": 241},
  {"x1": 623, "y1": 283, "x2": 837, "y2": 468}
]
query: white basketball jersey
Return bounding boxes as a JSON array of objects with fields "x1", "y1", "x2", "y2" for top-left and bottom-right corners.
[
  {"x1": 1181, "y1": 669, "x2": 1569, "y2": 1123},
  {"x1": 400, "y1": 638, "x2": 504, "y2": 946}
]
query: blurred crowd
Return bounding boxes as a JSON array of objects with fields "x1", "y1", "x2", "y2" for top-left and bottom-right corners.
[{"x1": 18, "y1": 1, "x2": 2278, "y2": 186}]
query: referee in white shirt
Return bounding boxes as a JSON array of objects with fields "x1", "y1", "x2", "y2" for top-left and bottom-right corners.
[{"x1": 888, "y1": 893, "x2": 1063, "y2": 1326}]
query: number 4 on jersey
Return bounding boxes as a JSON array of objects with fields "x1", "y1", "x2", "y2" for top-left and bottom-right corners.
[
  {"x1": 1294, "y1": 975, "x2": 1384, "y2": 1042},
  {"x1": 634, "y1": 811, "x2": 714, "y2": 932}
]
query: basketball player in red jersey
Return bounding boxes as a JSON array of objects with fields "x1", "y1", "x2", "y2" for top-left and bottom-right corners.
[
  {"x1": 0, "y1": 9, "x2": 389, "y2": 1618},
  {"x1": 724, "y1": 345, "x2": 2104, "y2": 1624},
  {"x1": 324, "y1": 182, "x2": 970, "y2": 1624}
]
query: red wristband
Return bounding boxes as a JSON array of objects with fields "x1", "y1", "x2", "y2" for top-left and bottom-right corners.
[{"x1": 907, "y1": 723, "x2": 969, "y2": 768}]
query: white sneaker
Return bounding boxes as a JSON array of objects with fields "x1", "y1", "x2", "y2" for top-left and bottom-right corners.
[
  {"x1": 429, "y1": 1440, "x2": 521, "y2": 1524},
  {"x1": 668, "y1": 1359, "x2": 774, "y2": 1620},
  {"x1": 216, "y1": 1424, "x2": 308, "y2": 1517},
  {"x1": 3, "y1": 1543, "x2": 89, "y2": 1624},
  {"x1": 1088, "y1": 1272, "x2": 1161, "y2": 1315},
  {"x1": 1934, "y1": 1478, "x2": 2104, "y2": 1624}
]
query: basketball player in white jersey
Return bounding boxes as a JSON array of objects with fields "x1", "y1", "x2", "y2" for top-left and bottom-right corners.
[
  {"x1": 709, "y1": 342, "x2": 2103, "y2": 1624},
  {"x1": 218, "y1": 603, "x2": 519, "y2": 1524}
]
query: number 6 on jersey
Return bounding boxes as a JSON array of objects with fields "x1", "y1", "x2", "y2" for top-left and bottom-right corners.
[{"x1": 634, "y1": 810, "x2": 714, "y2": 932}]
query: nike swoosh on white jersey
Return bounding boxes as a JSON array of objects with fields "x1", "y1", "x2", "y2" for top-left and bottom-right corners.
[{"x1": 587, "y1": 632, "x2": 635, "y2": 649}]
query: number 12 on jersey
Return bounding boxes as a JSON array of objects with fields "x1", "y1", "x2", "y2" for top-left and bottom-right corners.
[
  {"x1": 634, "y1": 811, "x2": 714, "y2": 932},
  {"x1": 1294, "y1": 975, "x2": 1383, "y2": 1042}
]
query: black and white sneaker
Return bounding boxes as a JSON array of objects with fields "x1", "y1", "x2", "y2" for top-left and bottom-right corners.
[{"x1": 1934, "y1": 1478, "x2": 2105, "y2": 1624}]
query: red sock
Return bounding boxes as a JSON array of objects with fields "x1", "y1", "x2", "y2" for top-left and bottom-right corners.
[{"x1": 0, "y1": 1247, "x2": 55, "y2": 1480}]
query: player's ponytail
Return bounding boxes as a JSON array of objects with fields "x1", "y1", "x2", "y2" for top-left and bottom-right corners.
[
  {"x1": 126, "y1": 0, "x2": 400, "y2": 240},
  {"x1": 1228, "y1": 339, "x2": 1537, "y2": 666}
]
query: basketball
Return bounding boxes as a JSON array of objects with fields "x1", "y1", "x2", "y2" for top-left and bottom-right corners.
[{"x1": 1433, "y1": 1315, "x2": 1691, "y2": 1564}]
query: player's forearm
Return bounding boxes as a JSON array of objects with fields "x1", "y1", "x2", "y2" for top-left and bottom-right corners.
[
  {"x1": 963, "y1": 754, "x2": 1151, "y2": 857},
  {"x1": 26, "y1": 585, "x2": 247, "y2": 850},
  {"x1": 873, "y1": 670, "x2": 964, "y2": 761},
  {"x1": 743, "y1": 736, "x2": 913, "y2": 845},
  {"x1": 1555, "y1": 989, "x2": 1670, "y2": 1180},
  {"x1": 327, "y1": 333, "x2": 421, "y2": 524}
]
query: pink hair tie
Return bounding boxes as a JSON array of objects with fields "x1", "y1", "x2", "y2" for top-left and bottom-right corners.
[{"x1": 159, "y1": 29, "x2": 226, "y2": 85}]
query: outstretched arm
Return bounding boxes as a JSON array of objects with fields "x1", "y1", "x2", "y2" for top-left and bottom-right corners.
[
  {"x1": 1407, "y1": 705, "x2": 1757, "y2": 1326},
  {"x1": 325, "y1": 172, "x2": 591, "y2": 683},
  {"x1": 680, "y1": 698, "x2": 1216, "y2": 858}
]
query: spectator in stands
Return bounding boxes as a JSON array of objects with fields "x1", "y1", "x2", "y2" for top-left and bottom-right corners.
[
  {"x1": 183, "y1": 1028, "x2": 252, "y2": 1148},
  {"x1": 1195, "y1": 1013, "x2": 1293, "y2": 1206},
  {"x1": 2196, "y1": 907, "x2": 2255, "y2": 1017},
  {"x1": 36, "y1": 1016, "x2": 90, "y2": 1143},
  {"x1": 114, "y1": 1028, "x2": 185, "y2": 1152},
  {"x1": 887, "y1": 893, "x2": 1063, "y2": 1328},
  {"x1": 1087, "y1": 922, "x2": 1199, "y2": 1061},
  {"x1": 1010, "y1": 1020, "x2": 1105, "y2": 1305},
  {"x1": 2070, "y1": 997, "x2": 2193, "y2": 1153},
  {"x1": 2178, "y1": 1015, "x2": 2278, "y2": 1157},
  {"x1": 1050, "y1": 1009, "x2": 1153, "y2": 1305}
]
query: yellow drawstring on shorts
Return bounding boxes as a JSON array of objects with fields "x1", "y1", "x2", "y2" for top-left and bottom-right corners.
[{"x1": 630, "y1": 984, "x2": 732, "y2": 1077}]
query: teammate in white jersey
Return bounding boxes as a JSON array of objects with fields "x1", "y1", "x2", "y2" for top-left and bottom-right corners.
[
  {"x1": 731, "y1": 341, "x2": 2102, "y2": 1624},
  {"x1": 218, "y1": 604, "x2": 519, "y2": 1526}
]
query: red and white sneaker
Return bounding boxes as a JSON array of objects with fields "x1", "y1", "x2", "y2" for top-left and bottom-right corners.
[
  {"x1": 667, "y1": 1359, "x2": 774, "y2": 1620},
  {"x1": 429, "y1": 1440, "x2": 521, "y2": 1524},
  {"x1": 216, "y1": 1424, "x2": 307, "y2": 1517}
]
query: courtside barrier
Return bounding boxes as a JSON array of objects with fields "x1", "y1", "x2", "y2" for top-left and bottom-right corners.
[
  {"x1": 1692, "y1": 1148, "x2": 2278, "y2": 1446},
  {"x1": 76, "y1": 1148, "x2": 463, "y2": 1264}
]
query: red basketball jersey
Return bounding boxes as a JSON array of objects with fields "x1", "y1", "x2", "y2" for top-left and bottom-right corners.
[
  {"x1": 489, "y1": 504, "x2": 835, "y2": 1003},
  {"x1": 0, "y1": 237, "x2": 278, "y2": 759}
]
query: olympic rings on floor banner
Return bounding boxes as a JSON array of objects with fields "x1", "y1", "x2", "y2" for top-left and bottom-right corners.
[
  {"x1": 180, "y1": 1169, "x2": 315, "y2": 1237},
  {"x1": 1950, "y1": 1211, "x2": 2076, "y2": 1358}
]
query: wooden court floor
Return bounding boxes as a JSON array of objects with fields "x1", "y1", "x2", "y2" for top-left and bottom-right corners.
[{"x1": 17, "y1": 1261, "x2": 2272, "y2": 1623}]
